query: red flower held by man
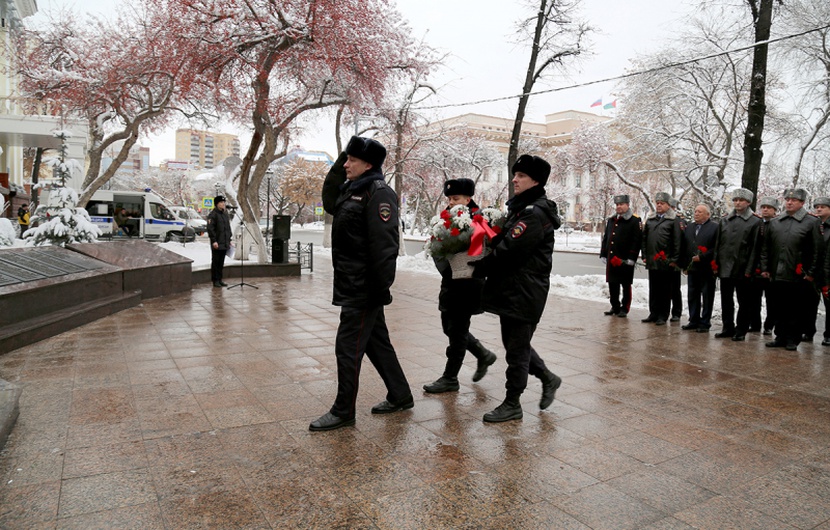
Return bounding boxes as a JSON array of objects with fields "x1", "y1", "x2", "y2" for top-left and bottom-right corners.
[
  {"x1": 610, "y1": 256, "x2": 623, "y2": 267},
  {"x1": 697, "y1": 246, "x2": 707, "y2": 254},
  {"x1": 653, "y1": 250, "x2": 667, "y2": 261},
  {"x1": 711, "y1": 261, "x2": 718, "y2": 273},
  {"x1": 796, "y1": 263, "x2": 804, "y2": 275}
]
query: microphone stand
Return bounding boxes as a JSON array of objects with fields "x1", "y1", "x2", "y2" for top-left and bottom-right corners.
[{"x1": 227, "y1": 214, "x2": 258, "y2": 290}]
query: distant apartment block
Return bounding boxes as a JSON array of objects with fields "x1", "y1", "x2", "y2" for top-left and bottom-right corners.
[{"x1": 175, "y1": 129, "x2": 240, "y2": 169}]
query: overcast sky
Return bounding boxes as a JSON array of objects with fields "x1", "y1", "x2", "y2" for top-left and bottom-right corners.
[{"x1": 31, "y1": 0, "x2": 695, "y2": 164}]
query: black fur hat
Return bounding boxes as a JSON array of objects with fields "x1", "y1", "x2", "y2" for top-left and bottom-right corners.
[
  {"x1": 345, "y1": 136, "x2": 387, "y2": 168},
  {"x1": 443, "y1": 178, "x2": 475, "y2": 197},
  {"x1": 511, "y1": 154, "x2": 551, "y2": 186}
]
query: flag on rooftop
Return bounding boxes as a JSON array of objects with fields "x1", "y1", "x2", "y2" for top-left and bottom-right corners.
[
  {"x1": 590, "y1": 98, "x2": 603, "y2": 108},
  {"x1": 603, "y1": 100, "x2": 617, "y2": 110}
]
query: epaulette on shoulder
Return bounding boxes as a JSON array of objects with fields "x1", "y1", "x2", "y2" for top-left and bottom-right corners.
[{"x1": 525, "y1": 204, "x2": 535, "y2": 211}]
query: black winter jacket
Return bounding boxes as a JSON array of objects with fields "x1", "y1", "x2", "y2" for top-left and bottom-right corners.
[
  {"x1": 680, "y1": 218, "x2": 718, "y2": 274},
  {"x1": 322, "y1": 152, "x2": 399, "y2": 308},
  {"x1": 715, "y1": 208, "x2": 761, "y2": 279},
  {"x1": 760, "y1": 207, "x2": 824, "y2": 282},
  {"x1": 642, "y1": 209, "x2": 683, "y2": 270},
  {"x1": 206, "y1": 207, "x2": 232, "y2": 250},
  {"x1": 600, "y1": 210, "x2": 642, "y2": 284},
  {"x1": 479, "y1": 185, "x2": 561, "y2": 324}
]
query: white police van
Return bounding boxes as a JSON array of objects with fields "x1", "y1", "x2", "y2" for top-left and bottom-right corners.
[{"x1": 85, "y1": 190, "x2": 195, "y2": 242}]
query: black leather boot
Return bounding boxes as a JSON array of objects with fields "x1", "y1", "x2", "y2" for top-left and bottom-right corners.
[
  {"x1": 469, "y1": 341, "x2": 497, "y2": 382},
  {"x1": 423, "y1": 376, "x2": 460, "y2": 393},
  {"x1": 539, "y1": 370, "x2": 562, "y2": 409},
  {"x1": 483, "y1": 398, "x2": 523, "y2": 423}
]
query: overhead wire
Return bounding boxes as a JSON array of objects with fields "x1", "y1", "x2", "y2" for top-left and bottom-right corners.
[{"x1": 412, "y1": 23, "x2": 830, "y2": 111}]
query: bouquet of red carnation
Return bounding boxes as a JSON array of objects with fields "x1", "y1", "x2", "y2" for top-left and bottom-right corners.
[
  {"x1": 653, "y1": 250, "x2": 667, "y2": 262},
  {"x1": 425, "y1": 206, "x2": 503, "y2": 260},
  {"x1": 610, "y1": 256, "x2": 623, "y2": 267}
]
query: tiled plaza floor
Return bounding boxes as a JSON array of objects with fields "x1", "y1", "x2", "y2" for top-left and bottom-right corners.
[{"x1": 2, "y1": 256, "x2": 830, "y2": 529}]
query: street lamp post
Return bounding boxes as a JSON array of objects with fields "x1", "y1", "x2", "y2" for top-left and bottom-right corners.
[{"x1": 265, "y1": 169, "x2": 273, "y2": 249}]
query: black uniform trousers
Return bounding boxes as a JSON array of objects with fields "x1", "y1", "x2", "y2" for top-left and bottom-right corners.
[
  {"x1": 719, "y1": 277, "x2": 754, "y2": 333},
  {"x1": 771, "y1": 280, "x2": 816, "y2": 346},
  {"x1": 750, "y1": 278, "x2": 778, "y2": 332},
  {"x1": 210, "y1": 248, "x2": 226, "y2": 283},
  {"x1": 440, "y1": 311, "x2": 487, "y2": 378},
  {"x1": 804, "y1": 287, "x2": 822, "y2": 339},
  {"x1": 608, "y1": 282, "x2": 633, "y2": 314},
  {"x1": 647, "y1": 270, "x2": 673, "y2": 321},
  {"x1": 687, "y1": 272, "x2": 716, "y2": 329},
  {"x1": 499, "y1": 316, "x2": 548, "y2": 401},
  {"x1": 331, "y1": 305, "x2": 411, "y2": 419},
  {"x1": 670, "y1": 270, "x2": 683, "y2": 318}
]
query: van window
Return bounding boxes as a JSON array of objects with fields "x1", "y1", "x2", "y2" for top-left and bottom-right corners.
[{"x1": 150, "y1": 203, "x2": 175, "y2": 221}]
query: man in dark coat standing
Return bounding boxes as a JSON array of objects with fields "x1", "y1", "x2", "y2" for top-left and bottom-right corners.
[
  {"x1": 641, "y1": 192, "x2": 683, "y2": 325},
  {"x1": 668, "y1": 198, "x2": 686, "y2": 322},
  {"x1": 714, "y1": 188, "x2": 762, "y2": 340},
  {"x1": 760, "y1": 188, "x2": 825, "y2": 351},
  {"x1": 206, "y1": 195, "x2": 232, "y2": 288},
  {"x1": 423, "y1": 178, "x2": 497, "y2": 393},
  {"x1": 310, "y1": 136, "x2": 412, "y2": 431},
  {"x1": 754, "y1": 197, "x2": 780, "y2": 335},
  {"x1": 680, "y1": 204, "x2": 718, "y2": 332},
  {"x1": 804, "y1": 196, "x2": 830, "y2": 344},
  {"x1": 474, "y1": 154, "x2": 562, "y2": 423},
  {"x1": 600, "y1": 194, "x2": 642, "y2": 317}
]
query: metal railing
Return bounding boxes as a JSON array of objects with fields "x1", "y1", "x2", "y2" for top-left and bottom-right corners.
[{"x1": 288, "y1": 241, "x2": 313, "y2": 271}]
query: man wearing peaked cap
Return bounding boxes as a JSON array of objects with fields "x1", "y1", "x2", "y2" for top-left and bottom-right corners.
[
  {"x1": 714, "y1": 188, "x2": 761, "y2": 341},
  {"x1": 311, "y1": 136, "x2": 412, "y2": 431},
  {"x1": 422, "y1": 178, "x2": 498, "y2": 394},
  {"x1": 641, "y1": 192, "x2": 683, "y2": 325},
  {"x1": 600, "y1": 194, "x2": 642, "y2": 317},
  {"x1": 760, "y1": 188, "x2": 824, "y2": 351}
]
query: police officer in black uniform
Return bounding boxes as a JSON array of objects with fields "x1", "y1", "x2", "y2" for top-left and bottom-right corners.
[
  {"x1": 753, "y1": 197, "x2": 780, "y2": 335},
  {"x1": 310, "y1": 136, "x2": 413, "y2": 431},
  {"x1": 206, "y1": 195, "x2": 232, "y2": 287},
  {"x1": 600, "y1": 194, "x2": 642, "y2": 317},
  {"x1": 474, "y1": 154, "x2": 563, "y2": 423},
  {"x1": 423, "y1": 178, "x2": 497, "y2": 394}
]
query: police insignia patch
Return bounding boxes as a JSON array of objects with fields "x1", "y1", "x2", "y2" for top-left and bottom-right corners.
[
  {"x1": 511, "y1": 221, "x2": 527, "y2": 238},
  {"x1": 379, "y1": 203, "x2": 392, "y2": 222}
]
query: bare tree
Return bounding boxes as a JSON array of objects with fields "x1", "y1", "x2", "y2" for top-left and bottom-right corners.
[{"x1": 507, "y1": 0, "x2": 591, "y2": 196}]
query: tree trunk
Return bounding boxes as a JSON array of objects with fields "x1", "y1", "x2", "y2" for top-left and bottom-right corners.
[
  {"x1": 508, "y1": 0, "x2": 548, "y2": 199},
  {"x1": 740, "y1": 0, "x2": 773, "y2": 208}
]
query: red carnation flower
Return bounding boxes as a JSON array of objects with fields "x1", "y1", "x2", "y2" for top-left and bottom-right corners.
[
  {"x1": 444, "y1": 219, "x2": 452, "y2": 228},
  {"x1": 457, "y1": 210, "x2": 463, "y2": 217},
  {"x1": 796, "y1": 263, "x2": 804, "y2": 275},
  {"x1": 440, "y1": 210, "x2": 450, "y2": 220},
  {"x1": 450, "y1": 227, "x2": 460, "y2": 237},
  {"x1": 755, "y1": 268, "x2": 761, "y2": 275},
  {"x1": 711, "y1": 261, "x2": 718, "y2": 272},
  {"x1": 610, "y1": 256, "x2": 623, "y2": 267},
  {"x1": 697, "y1": 246, "x2": 707, "y2": 253}
]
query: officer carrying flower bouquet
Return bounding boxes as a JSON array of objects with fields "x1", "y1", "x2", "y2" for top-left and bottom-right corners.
[{"x1": 421, "y1": 178, "x2": 501, "y2": 394}]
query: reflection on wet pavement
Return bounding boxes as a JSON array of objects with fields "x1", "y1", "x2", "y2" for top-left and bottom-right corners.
[{"x1": 1, "y1": 255, "x2": 829, "y2": 528}]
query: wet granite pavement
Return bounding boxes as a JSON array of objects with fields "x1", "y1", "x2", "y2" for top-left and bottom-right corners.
[{"x1": 2, "y1": 255, "x2": 830, "y2": 529}]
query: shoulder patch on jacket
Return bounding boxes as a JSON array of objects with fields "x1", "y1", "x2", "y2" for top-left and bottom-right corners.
[
  {"x1": 511, "y1": 221, "x2": 527, "y2": 238},
  {"x1": 379, "y1": 203, "x2": 392, "y2": 222}
]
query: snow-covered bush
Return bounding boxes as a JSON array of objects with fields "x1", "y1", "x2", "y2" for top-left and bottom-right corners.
[{"x1": 24, "y1": 187, "x2": 101, "y2": 247}]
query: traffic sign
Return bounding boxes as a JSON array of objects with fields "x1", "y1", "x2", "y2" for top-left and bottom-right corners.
[{"x1": 203, "y1": 197, "x2": 214, "y2": 209}]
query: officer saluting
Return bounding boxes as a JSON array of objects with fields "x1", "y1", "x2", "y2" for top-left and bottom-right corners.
[{"x1": 600, "y1": 194, "x2": 642, "y2": 318}]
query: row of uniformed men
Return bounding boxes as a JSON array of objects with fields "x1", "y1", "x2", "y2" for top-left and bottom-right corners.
[{"x1": 601, "y1": 188, "x2": 830, "y2": 352}]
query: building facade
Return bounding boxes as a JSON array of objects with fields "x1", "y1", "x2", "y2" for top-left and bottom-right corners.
[{"x1": 175, "y1": 129, "x2": 240, "y2": 170}]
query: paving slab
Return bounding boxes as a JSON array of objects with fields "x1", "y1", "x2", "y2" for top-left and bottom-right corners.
[{"x1": 1, "y1": 255, "x2": 829, "y2": 529}]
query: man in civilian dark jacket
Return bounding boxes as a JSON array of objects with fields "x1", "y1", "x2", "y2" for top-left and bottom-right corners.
[
  {"x1": 600, "y1": 194, "x2": 642, "y2": 317},
  {"x1": 641, "y1": 192, "x2": 683, "y2": 325},
  {"x1": 751, "y1": 197, "x2": 780, "y2": 335},
  {"x1": 423, "y1": 178, "x2": 497, "y2": 394},
  {"x1": 714, "y1": 188, "x2": 762, "y2": 340},
  {"x1": 680, "y1": 204, "x2": 718, "y2": 332},
  {"x1": 474, "y1": 154, "x2": 562, "y2": 423},
  {"x1": 206, "y1": 195, "x2": 232, "y2": 288},
  {"x1": 760, "y1": 188, "x2": 825, "y2": 351},
  {"x1": 310, "y1": 136, "x2": 412, "y2": 431},
  {"x1": 805, "y1": 196, "x2": 830, "y2": 344}
]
